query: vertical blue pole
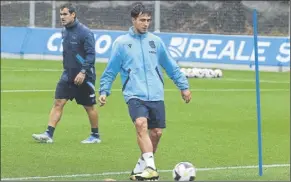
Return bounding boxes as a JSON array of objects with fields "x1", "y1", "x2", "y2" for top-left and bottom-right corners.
[{"x1": 253, "y1": 9, "x2": 263, "y2": 176}]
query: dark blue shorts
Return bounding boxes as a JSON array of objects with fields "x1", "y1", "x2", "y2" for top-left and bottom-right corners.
[
  {"x1": 127, "y1": 98, "x2": 166, "y2": 129},
  {"x1": 55, "y1": 79, "x2": 96, "y2": 106}
]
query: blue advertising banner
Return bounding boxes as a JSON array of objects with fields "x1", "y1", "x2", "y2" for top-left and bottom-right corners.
[{"x1": 1, "y1": 26, "x2": 290, "y2": 66}]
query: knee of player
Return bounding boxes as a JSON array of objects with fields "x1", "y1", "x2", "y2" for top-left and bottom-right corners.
[
  {"x1": 151, "y1": 128, "x2": 163, "y2": 138},
  {"x1": 83, "y1": 105, "x2": 96, "y2": 112},
  {"x1": 53, "y1": 99, "x2": 66, "y2": 108},
  {"x1": 135, "y1": 117, "x2": 148, "y2": 131}
]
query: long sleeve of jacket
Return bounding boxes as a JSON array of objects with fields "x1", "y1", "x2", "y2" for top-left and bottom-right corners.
[
  {"x1": 158, "y1": 39, "x2": 189, "y2": 91},
  {"x1": 82, "y1": 31, "x2": 96, "y2": 71},
  {"x1": 99, "y1": 41, "x2": 121, "y2": 96}
]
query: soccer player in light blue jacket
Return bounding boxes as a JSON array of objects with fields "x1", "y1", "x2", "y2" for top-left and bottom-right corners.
[{"x1": 98, "y1": 3, "x2": 192, "y2": 181}]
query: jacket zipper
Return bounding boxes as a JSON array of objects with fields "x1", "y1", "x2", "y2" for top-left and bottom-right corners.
[
  {"x1": 122, "y1": 68, "x2": 131, "y2": 91},
  {"x1": 155, "y1": 66, "x2": 164, "y2": 85},
  {"x1": 140, "y1": 37, "x2": 149, "y2": 100}
]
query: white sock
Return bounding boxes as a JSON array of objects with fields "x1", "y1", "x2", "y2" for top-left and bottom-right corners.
[
  {"x1": 133, "y1": 157, "x2": 146, "y2": 173},
  {"x1": 142, "y1": 152, "x2": 156, "y2": 170}
]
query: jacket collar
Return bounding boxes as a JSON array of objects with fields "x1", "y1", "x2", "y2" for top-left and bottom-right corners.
[
  {"x1": 129, "y1": 26, "x2": 148, "y2": 38},
  {"x1": 65, "y1": 18, "x2": 79, "y2": 29}
]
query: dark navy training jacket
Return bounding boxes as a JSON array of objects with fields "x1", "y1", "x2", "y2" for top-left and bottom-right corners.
[{"x1": 61, "y1": 19, "x2": 96, "y2": 82}]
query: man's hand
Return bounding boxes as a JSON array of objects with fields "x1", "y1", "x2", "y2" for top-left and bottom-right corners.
[
  {"x1": 98, "y1": 95, "x2": 107, "y2": 107},
  {"x1": 74, "y1": 72, "x2": 86, "y2": 85},
  {"x1": 181, "y1": 89, "x2": 192, "y2": 103}
]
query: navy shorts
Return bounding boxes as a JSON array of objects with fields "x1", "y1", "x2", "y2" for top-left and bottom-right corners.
[
  {"x1": 55, "y1": 79, "x2": 96, "y2": 106},
  {"x1": 127, "y1": 98, "x2": 166, "y2": 129}
]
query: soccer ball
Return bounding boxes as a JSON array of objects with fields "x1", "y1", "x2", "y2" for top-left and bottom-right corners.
[
  {"x1": 209, "y1": 69, "x2": 216, "y2": 78},
  {"x1": 200, "y1": 69, "x2": 208, "y2": 78},
  {"x1": 195, "y1": 68, "x2": 204, "y2": 78},
  {"x1": 186, "y1": 68, "x2": 192, "y2": 77},
  {"x1": 172, "y1": 162, "x2": 196, "y2": 181},
  {"x1": 191, "y1": 68, "x2": 199, "y2": 78},
  {"x1": 187, "y1": 69, "x2": 195, "y2": 78},
  {"x1": 214, "y1": 69, "x2": 223, "y2": 78},
  {"x1": 205, "y1": 69, "x2": 215, "y2": 78}
]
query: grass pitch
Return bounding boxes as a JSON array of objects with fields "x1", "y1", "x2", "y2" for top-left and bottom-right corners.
[{"x1": 1, "y1": 59, "x2": 290, "y2": 181}]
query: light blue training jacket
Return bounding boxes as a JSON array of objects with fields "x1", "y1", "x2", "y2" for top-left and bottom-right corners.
[{"x1": 99, "y1": 26, "x2": 189, "y2": 102}]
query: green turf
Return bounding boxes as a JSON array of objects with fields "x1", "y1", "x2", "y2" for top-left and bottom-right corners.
[{"x1": 1, "y1": 59, "x2": 290, "y2": 181}]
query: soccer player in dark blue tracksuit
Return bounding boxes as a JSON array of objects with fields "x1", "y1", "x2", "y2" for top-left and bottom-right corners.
[{"x1": 32, "y1": 4, "x2": 101, "y2": 144}]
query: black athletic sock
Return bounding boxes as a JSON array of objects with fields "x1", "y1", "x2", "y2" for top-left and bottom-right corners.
[
  {"x1": 91, "y1": 128, "x2": 99, "y2": 138},
  {"x1": 46, "y1": 126, "x2": 55, "y2": 138}
]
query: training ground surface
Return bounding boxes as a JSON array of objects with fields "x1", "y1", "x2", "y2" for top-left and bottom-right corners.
[{"x1": 1, "y1": 59, "x2": 290, "y2": 181}]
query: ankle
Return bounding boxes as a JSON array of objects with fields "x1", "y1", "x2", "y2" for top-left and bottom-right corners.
[
  {"x1": 46, "y1": 125, "x2": 55, "y2": 138},
  {"x1": 91, "y1": 128, "x2": 99, "y2": 137},
  {"x1": 142, "y1": 152, "x2": 156, "y2": 170}
]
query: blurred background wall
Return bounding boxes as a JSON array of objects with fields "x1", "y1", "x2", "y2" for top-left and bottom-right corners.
[{"x1": 1, "y1": 1, "x2": 289, "y2": 36}]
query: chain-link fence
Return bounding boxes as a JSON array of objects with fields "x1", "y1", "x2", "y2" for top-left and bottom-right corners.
[{"x1": 1, "y1": 1, "x2": 290, "y2": 36}]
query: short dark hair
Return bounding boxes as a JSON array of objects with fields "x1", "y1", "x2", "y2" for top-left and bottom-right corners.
[
  {"x1": 60, "y1": 3, "x2": 77, "y2": 15},
  {"x1": 131, "y1": 3, "x2": 152, "y2": 18}
]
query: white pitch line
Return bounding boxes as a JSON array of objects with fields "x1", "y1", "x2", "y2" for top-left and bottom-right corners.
[
  {"x1": 218, "y1": 78, "x2": 289, "y2": 84},
  {"x1": 1, "y1": 69, "x2": 62, "y2": 72},
  {"x1": 1, "y1": 163, "x2": 289, "y2": 181},
  {"x1": 1, "y1": 68, "x2": 289, "y2": 84},
  {"x1": 1, "y1": 89, "x2": 54, "y2": 93},
  {"x1": 1, "y1": 88, "x2": 289, "y2": 93}
]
